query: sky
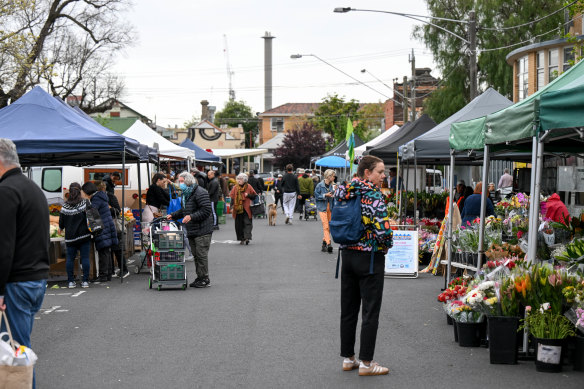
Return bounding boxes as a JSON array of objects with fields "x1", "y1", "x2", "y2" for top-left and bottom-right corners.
[{"x1": 112, "y1": 0, "x2": 435, "y2": 128}]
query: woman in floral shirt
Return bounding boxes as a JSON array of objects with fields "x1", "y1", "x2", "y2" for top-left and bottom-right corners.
[{"x1": 336, "y1": 155, "x2": 393, "y2": 376}]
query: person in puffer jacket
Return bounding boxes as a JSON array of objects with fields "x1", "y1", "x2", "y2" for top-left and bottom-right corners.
[
  {"x1": 334, "y1": 155, "x2": 393, "y2": 376},
  {"x1": 81, "y1": 182, "x2": 119, "y2": 283},
  {"x1": 168, "y1": 171, "x2": 213, "y2": 288}
]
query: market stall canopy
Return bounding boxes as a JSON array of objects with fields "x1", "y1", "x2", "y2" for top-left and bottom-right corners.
[
  {"x1": 366, "y1": 114, "x2": 436, "y2": 161},
  {"x1": 539, "y1": 77, "x2": 584, "y2": 131},
  {"x1": 210, "y1": 148, "x2": 268, "y2": 158},
  {"x1": 123, "y1": 121, "x2": 194, "y2": 160},
  {"x1": 354, "y1": 125, "x2": 400, "y2": 157},
  {"x1": 0, "y1": 86, "x2": 141, "y2": 166},
  {"x1": 321, "y1": 134, "x2": 364, "y2": 158},
  {"x1": 451, "y1": 58, "x2": 584, "y2": 151},
  {"x1": 315, "y1": 155, "x2": 350, "y2": 168},
  {"x1": 179, "y1": 139, "x2": 221, "y2": 163},
  {"x1": 401, "y1": 88, "x2": 512, "y2": 163}
]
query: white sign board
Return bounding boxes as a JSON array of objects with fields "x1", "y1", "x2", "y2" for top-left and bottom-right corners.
[{"x1": 384, "y1": 230, "x2": 418, "y2": 278}]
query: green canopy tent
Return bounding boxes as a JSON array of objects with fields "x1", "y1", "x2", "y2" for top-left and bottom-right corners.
[{"x1": 449, "y1": 59, "x2": 584, "y2": 271}]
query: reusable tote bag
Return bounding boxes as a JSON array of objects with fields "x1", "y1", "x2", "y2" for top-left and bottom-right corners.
[
  {"x1": 0, "y1": 312, "x2": 34, "y2": 389},
  {"x1": 168, "y1": 186, "x2": 183, "y2": 223}
]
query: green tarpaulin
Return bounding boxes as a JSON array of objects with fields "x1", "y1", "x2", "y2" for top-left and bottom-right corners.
[
  {"x1": 450, "y1": 58, "x2": 584, "y2": 150},
  {"x1": 540, "y1": 79, "x2": 584, "y2": 131}
]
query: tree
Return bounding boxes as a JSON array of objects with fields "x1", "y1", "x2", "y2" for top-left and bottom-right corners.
[
  {"x1": 414, "y1": 0, "x2": 566, "y2": 122},
  {"x1": 273, "y1": 123, "x2": 327, "y2": 169},
  {"x1": 214, "y1": 100, "x2": 257, "y2": 148},
  {"x1": 311, "y1": 94, "x2": 365, "y2": 144},
  {"x1": 0, "y1": 0, "x2": 134, "y2": 108}
]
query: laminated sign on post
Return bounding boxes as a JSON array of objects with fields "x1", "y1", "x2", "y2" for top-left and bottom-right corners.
[{"x1": 384, "y1": 230, "x2": 418, "y2": 278}]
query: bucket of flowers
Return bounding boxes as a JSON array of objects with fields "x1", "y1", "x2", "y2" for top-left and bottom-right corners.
[
  {"x1": 562, "y1": 279, "x2": 584, "y2": 371},
  {"x1": 451, "y1": 296, "x2": 485, "y2": 347},
  {"x1": 519, "y1": 303, "x2": 575, "y2": 373}
]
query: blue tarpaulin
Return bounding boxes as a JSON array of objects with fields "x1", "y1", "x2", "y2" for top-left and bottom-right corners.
[
  {"x1": 0, "y1": 86, "x2": 142, "y2": 165},
  {"x1": 179, "y1": 139, "x2": 221, "y2": 162}
]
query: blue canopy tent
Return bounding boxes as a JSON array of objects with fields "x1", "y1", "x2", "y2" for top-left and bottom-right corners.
[
  {"x1": 315, "y1": 155, "x2": 349, "y2": 168},
  {"x1": 0, "y1": 86, "x2": 142, "y2": 166},
  {"x1": 179, "y1": 139, "x2": 222, "y2": 164},
  {"x1": 0, "y1": 87, "x2": 146, "y2": 281}
]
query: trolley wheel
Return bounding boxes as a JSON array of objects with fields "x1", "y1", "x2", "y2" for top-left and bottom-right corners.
[
  {"x1": 157, "y1": 285, "x2": 161, "y2": 291},
  {"x1": 134, "y1": 265, "x2": 140, "y2": 274},
  {"x1": 148, "y1": 277, "x2": 152, "y2": 289}
]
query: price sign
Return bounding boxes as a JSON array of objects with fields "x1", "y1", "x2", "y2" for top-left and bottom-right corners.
[{"x1": 384, "y1": 230, "x2": 418, "y2": 278}]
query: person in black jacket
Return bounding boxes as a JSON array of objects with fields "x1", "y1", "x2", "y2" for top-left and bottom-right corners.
[
  {"x1": 144, "y1": 173, "x2": 170, "y2": 223},
  {"x1": 247, "y1": 170, "x2": 264, "y2": 194},
  {"x1": 97, "y1": 182, "x2": 128, "y2": 279},
  {"x1": 168, "y1": 172, "x2": 214, "y2": 288},
  {"x1": 281, "y1": 164, "x2": 300, "y2": 224},
  {"x1": 273, "y1": 174, "x2": 284, "y2": 213},
  {"x1": 0, "y1": 139, "x2": 49, "y2": 362},
  {"x1": 59, "y1": 182, "x2": 92, "y2": 288},
  {"x1": 82, "y1": 182, "x2": 119, "y2": 283},
  {"x1": 207, "y1": 170, "x2": 221, "y2": 230}
]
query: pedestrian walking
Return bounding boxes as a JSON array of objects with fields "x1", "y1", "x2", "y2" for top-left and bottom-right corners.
[
  {"x1": 168, "y1": 172, "x2": 214, "y2": 288},
  {"x1": 229, "y1": 173, "x2": 257, "y2": 245},
  {"x1": 298, "y1": 169, "x2": 314, "y2": 214},
  {"x1": 0, "y1": 138, "x2": 49, "y2": 389},
  {"x1": 207, "y1": 170, "x2": 221, "y2": 230},
  {"x1": 336, "y1": 155, "x2": 393, "y2": 376},
  {"x1": 97, "y1": 181, "x2": 129, "y2": 279},
  {"x1": 59, "y1": 182, "x2": 92, "y2": 288},
  {"x1": 273, "y1": 174, "x2": 284, "y2": 212},
  {"x1": 498, "y1": 168, "x2": 514, "y2": 191},
  {"x1": 143, "y1": 173, "x2": 170, "y2": 223},
  {"x1": 281, "y1": 164, "x2": 300, "y2": 224},
  {"x1": 247, "y1": 169, "x2": 264, "y2": 195},
  {"x1": 81, "y1": 182, "x2": 119, "y2": 282},
  {"x1": 314, "y1": 169, "x2": 336, "y2": 253}
]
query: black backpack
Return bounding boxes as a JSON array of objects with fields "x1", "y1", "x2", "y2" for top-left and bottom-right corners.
[{"x1": 86, "y1": 202, "x2": 104, "y2": 236}]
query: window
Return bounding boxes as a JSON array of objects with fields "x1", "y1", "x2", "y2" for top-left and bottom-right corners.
[
  {"x1": 41, "y1": 168, "x2": 62, "y2": 193},
  {"x1": 517, "y1": 56, "x2": 529, "y2": 101},
  {"x1": 549, "y1": 48, "x2": 559, "y2": 82},
  {"x1": 536, "y1": 51, "x2": 545, "y2": 91},
  {"x1": 564, "y1": 46, "x2": 575, "y2": 72},
  {"x1": 84, "y1": 168, "x2": 128, "y2": 186},
  {"x1": 271, "y1": 117, "x2": 284, "y2": 132}
]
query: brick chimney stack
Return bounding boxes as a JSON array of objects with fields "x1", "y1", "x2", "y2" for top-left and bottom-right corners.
[{"x1": 201, "y1": 100, "x2": 210, "y2": 121}]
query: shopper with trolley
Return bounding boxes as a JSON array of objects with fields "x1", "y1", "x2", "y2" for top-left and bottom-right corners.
[{"x1": 167, "y1": 172, "x2": 214, "y2": 288}]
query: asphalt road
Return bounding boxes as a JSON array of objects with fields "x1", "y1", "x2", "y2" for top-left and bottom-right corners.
[{"x1": 33, "y1": 204, "x2": 584, "y2": 388}]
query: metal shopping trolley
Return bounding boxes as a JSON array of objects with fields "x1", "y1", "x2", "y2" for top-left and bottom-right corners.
[{"x1": 143, "y1": 218, "x2": 188, "y2": 291}]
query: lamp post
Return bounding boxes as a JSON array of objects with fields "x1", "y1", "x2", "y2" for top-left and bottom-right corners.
[{"x1": 334, "y1": 7, "x2": 477, "y2": 100}]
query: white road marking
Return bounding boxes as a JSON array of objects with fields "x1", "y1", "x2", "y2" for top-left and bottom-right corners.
[
  {"x1": 55, "y1": 309, "x2": 69, "y2": 313},
  {"x1": 43, "y1": 306, "x2": 61, "y2": 314},
  {"x1": 71, "y1": 291, "x2": 86, "y2": 297},
  {"x1": 211, "y1": 240, "x2": 242, "y2": 244},
  {"x1": 56, "y1": 293, "x2": 72, "y2": 296}
]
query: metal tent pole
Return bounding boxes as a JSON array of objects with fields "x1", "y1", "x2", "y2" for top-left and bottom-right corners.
[
  {"x1": 121, "y1": 148, "x2": 126, "y2": 284},
  {"x1": 446, "y1": 150, "x2": 456, "y2": 285},
  {"x1": 404, "y1": 159, "x2": 410, "y2": 223},
  {"x1": 137, "y1": 160, "x2": 143, "y2": 260},
  {"x1": 477, "y1": 144, "x2": 490, "y2": 270},
  {"x1": 413, "y1": 152, "x2": 418, "y2": 225},
  {"x1": 528, "y1": 137, "x2": 545, "y2": 262},
  {"x1": 527, "y1": 136, "x2": 539, "y2": 263},
  {"x1": 396, "y1": 154, "x2": 401, "y2": 220}
]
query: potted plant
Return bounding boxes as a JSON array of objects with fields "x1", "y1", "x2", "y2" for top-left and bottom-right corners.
[{"x1": 520, "y1": 303, "x2": 576, "y2": 373}]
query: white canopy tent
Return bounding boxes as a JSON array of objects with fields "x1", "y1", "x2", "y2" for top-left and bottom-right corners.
[
  {"x1": 209, "y1": 148, "x2": 268, "y2": 173},
  {"x1": 123, "y1": 121, "x2": 194, "y2": 160},
  {"x1": 354, "y1": 125, "x2": 400, "y2": 157}
]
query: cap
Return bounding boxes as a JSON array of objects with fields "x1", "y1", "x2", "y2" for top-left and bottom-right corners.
[
  {"x1": 298, "y1": 168, "x2": 305, "y2": 174},
  {"x1": 278, "y1": 174, "x2": 283, "y2": 177}
]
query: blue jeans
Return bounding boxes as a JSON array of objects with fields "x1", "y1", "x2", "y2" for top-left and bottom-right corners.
[
  {"x1": 1, "y1": 280, "x2": 46, "y2": 389},
  {"x1": 66, "y1": 241, "x2": 91, "y2": 282}
]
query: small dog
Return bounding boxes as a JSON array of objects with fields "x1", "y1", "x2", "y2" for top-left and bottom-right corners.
[{"x1": 268, "y1": 203, "x2": 278, "y2": 226}]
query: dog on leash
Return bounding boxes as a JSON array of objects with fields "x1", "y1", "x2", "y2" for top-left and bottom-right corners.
[{"x1": 268, "y1": 203, "x2": 278, "y2": 226}]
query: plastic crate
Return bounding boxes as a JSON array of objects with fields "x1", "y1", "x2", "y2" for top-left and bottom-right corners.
[
  {"x1": 155, "y1": 251, "x2": 185, "y2": 262},
  {"x1": 152, "y1": 231, "x2": 185, "y2": 249},
  {"x1": 155, "y1": 263, "x2": 185, "y2": 280}
]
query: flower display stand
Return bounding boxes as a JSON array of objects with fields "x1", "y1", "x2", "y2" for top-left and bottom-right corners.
[
  {"x1": 457, "y1": 322, "x2": 483, "y2": 347},
  {"x1": 488, "y1": 316, "x2": 519, "y2": 364},
  {"x1": 534, "y1": 338, "x2": 565, "y2": 373}
]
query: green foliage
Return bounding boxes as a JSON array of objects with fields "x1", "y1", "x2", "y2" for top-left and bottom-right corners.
[
  {"x1": 416, "y1": 0, "x2": 566, "y2": 122},
  {"x1": 214, "y1": 100, "x2": 257, "y2": 147},
  {"x1": 273, "y1": 122, "x2": 327, "y2": 169},
  {"x1": 311, "y1": 94, "x2": 365, "y2": 144}
]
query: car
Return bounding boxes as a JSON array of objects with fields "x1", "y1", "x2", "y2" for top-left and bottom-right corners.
[{"x1": 256, "y1": 172, "x2": 274, "y2": 191}]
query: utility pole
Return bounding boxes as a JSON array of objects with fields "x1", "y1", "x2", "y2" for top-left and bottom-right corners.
[
  {"x1": 402, "y1": 76, "x2": 408, "y2": 124},
  {"x1": 468, "y1": 10, "x2": 477, "y2": 100},
  {"x1": 409, "y1": 48, "x2": 416, "y2": 121}
]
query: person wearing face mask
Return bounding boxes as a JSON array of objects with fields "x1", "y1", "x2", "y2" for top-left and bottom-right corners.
[
  {"x1": 168, "y1": 172, "x2": 214, "y2": 288},
  {"x1": 143, "y1": 173, "x2": 170, "y2": 223}
]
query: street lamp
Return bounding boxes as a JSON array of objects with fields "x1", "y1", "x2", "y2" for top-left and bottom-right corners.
[{"x1": 334, "y1": 7, "x2": 477, "y2": 100}]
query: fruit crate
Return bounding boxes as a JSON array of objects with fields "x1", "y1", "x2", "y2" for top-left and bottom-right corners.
[
  {"x1": 154, "y1": 263, "x2": 185, "y2": 280},
  {"x1": 154, "y1": 251, "x2": 185, "y2": 262}
]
